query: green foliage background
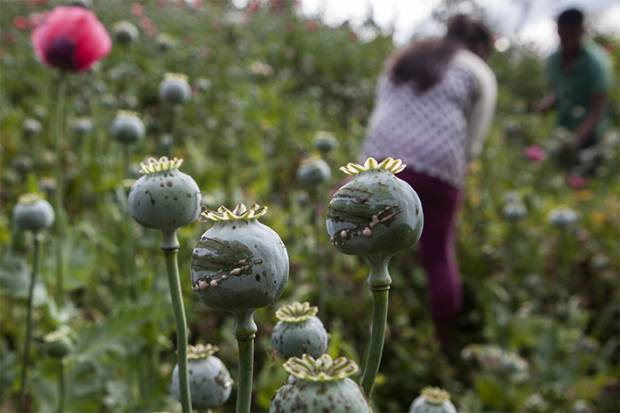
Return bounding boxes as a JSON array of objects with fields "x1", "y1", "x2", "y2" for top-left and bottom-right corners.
[{"x1": 1, "y1": 1, "x2": 619, "y2": 412}]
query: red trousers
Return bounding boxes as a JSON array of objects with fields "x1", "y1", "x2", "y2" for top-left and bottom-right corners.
[{"x1": 397, "y1": 168, "x2": 463, "y2": 319}]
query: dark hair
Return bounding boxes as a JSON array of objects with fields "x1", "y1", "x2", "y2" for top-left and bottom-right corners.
[
  {"x1": 388, "y1": 14, "x2": 492, "y2": 92},
  {"x1": 557, "y1": 8, "x2": 584, "y2": 27}
]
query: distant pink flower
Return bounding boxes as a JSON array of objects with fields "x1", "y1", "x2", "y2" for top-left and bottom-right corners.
[
  {"x1": 131, "y1": 3, "x2": 144, "y2": 17},
  {"x1": 524, "y1": 145, "x2": 546, "y2": 162},
  {"x1": 14, "y1": 16, "x2": 30, "y2": 30},
  {"x1": 305, "y1": 20, "x2": 319, "y2": 32},
  {"x1": 27, "y1": 0, "x2": 48, "y2": 7},
  {"x1": 247, "y1": 0, "x2": 260, "y2": 13},
  {"x1": 139, "y1": 16, "x2": 158, "y2": 37},
  {"x1": 28, "y1": 12, "x2": 47, "y2": 28},
  {"x1": 32, "y1": 6, "x2": 111, "y2": 72},
  {"x1": 567, "y1": 175, "x2": 588, "y2": 189}
]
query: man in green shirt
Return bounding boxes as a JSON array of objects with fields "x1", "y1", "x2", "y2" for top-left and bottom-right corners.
[{"x1": 538, "y1": 8, "x2": 612, "y2": 152}]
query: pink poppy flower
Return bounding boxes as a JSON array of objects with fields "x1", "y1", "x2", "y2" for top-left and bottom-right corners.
[
  {"x1": 567, "y1": 175, "x2": 588, "y2": 189},
  {"x1": 524, "y1": 145, "x2": 546, "y2": 162},
  {"x1": 32, "y1": 6, "x2": 111, "y2": 72}
]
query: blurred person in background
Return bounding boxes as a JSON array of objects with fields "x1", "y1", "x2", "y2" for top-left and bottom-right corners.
[
  {"x1": 538, "y1": 8, "x2": 613, "y2": 162},
  {"x1": 361, "y1": 14, "x2": 497, "y2": 353}
]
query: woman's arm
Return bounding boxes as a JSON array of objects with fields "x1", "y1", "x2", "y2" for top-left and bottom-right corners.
[{"x1": 455, "y1": 50, "x2": 498, "y2": 160}]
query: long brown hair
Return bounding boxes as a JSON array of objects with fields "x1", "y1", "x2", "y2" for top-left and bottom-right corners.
[{"x1": 388, "y1": 14, "x2": 492, "y2": 92}]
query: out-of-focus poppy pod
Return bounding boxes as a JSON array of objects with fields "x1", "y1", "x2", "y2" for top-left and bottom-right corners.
[{"x1": 32, "y1": 6, "x2": 111, "y2": 72}]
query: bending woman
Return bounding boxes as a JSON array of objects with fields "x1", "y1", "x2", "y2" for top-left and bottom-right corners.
[{"x1": 361, "y1": 14, "x2": 497, "y2": 349}]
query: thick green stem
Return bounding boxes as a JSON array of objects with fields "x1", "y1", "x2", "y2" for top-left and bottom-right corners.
[
  {"x1": 163, "y1": 241, "x2": 191, "y2": 413},
  {"x1": 233, "y1": 309, "x2": 256, "y2": 413},
  {"x1": 360, "y1": 255, "x2": 391, "y2": 398},
  {"x1": 53, "y1": 75, "x2": 67, "y2": 305},
  {"x1": 18, "y1": 234, "x2": 41, "y2": 411},
  {"x1": 57, "y1": 359, "x2": 65, "y2": 413}
]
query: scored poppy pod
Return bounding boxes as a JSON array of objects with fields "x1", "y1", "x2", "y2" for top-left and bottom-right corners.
[{"x1": 32, "y1": 6, "x2": 111, "y2": 72}]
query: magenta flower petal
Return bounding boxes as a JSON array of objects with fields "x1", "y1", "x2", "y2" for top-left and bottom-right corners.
[
  {"x1": 31, "y1": 6, "x2": 111, "y2": 72},
  {"x1": 524, "y1": 145, "x2": 546, "y2": 162}
]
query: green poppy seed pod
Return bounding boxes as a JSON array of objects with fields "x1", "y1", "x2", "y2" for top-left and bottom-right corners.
[
  {"x1": 271, "y1": 302, "x2": 328, "y2": 359},
  {"x1": 296, "y1": 157, "x2": 331, "y2": 186},
  {"x1": 43, "y1": 327, "x2": 74, "y2": 359},
  {"x1": 191, "y1": 204, "x2": 289, "y2": 312},
  {"x1": 548, "y1": 207, "x2": 577, "y2": 227},
  {"x1": 196, "y1": 77, "x2": 211, "y2": 92},
  {"x1": 524, "y1": 394, "x2": 549, "y2": 412},
  {"x1": 112, "y1": 20, "x2": 139, "y2": 45},
  {"x1": 159, "y1": 73, "x2": 191, "y2": 105},
  {"x1": 156, "y1": 33, "x2": 175, "y2": 52},
  {"x1": 33, "y1": 105, "x2": 48, "y2": 120},
  {"x1": 269, "y1": 354, "x2": 370, "y2": 413},
  {"x1": 13, "y1": 194, "x2": 55, "y2": 232},
  {"x1": 12, "y1": 156, "x2": 33, "y2": 175},
  {"x1": 503, "y1": 202, "x2": 527, "y2": 221},
  {"x1": 71, "y1": 117, "x2": 94, "y2": 136},
  {"x1": 313, "y1": 130, "x2": 338, "y2": 154},
  {"x1": 128, "y1": 157, "x2": 201, "y2": 244},
  {"x1": 573, "y1": 399, "x2": 593, "y2": 413},
  {"x1": 502, "y1": 191, "x2": 521, "y2": 204},
  {"x1": 22, "y1": 118, "x2": 42, "y2": 138},
  {"x1": 326, "y1": 157, "x2": 423, "y2": 258},
  {"x1": 409, "y1": 387, "x2": 457, "y2": 413},
  {"x1": 171, "y1": 344, "x2": 233, "y2": 410},
  {"x1": 461, "y1": 344, "x2": 529, "y2": 383},
  {"x1": 111, "y1": 110, "x2": 145, "y2": 145},
  {"x1": 101, "y1": 94, "x2": 117, "y2": 108}
]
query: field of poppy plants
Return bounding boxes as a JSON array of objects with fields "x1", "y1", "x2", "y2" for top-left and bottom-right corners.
[{"x1": 1, "y1": 0, "x2": 619, "y2": 412}]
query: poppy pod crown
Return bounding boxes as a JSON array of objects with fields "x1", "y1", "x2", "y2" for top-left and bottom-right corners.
[{"x1": 32, "y1": 6, "x2": 111, "y2": 72}]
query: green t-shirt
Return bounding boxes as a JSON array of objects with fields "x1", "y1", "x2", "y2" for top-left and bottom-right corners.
[{"x1": 547, "y1": 41, "x2": 612, "y2": 139}]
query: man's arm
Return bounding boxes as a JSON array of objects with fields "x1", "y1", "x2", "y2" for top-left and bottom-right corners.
[{"x1": 574, "y1": 92, "x2": 606, "y2": 147}]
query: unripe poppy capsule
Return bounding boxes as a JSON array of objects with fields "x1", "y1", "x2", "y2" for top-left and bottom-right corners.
[
  {"x1": 112, "y1": 20, "x2": 139, "y2": 45},
  {"x1": 171, "y1": 344, "x2": 233, "y2": 410},
  {"x1": 128, "y1": 157, "x2": 201, "y2": 234},
  {"x1": 409, "y1": 387, "x2": 457, "y2": 413},
  {"x1": 159, "y1": 73, "x2": 191, "y2": 105},
  {"x1": 191, "y1": 204, "x2": 289, "y2": 312},
  {"x1": 271, "y1": 302, "x2": 328, "y2": 359},
  {"x1": 13, "y1": 194, "x2": 55, "y2": 232},
  {"x1": 270, "y1": 354, "x2": 370, "y2": 413},
  {"x1": 110, "y1": 110, "x2": 145, "y2": 145},
  {"x1": 326, "y1": 157, "x2": 423, "y2": 258}
]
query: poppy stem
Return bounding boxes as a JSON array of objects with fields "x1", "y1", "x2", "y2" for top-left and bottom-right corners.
[
  {"x1": 162, "y1": 235, "x2": 191, "y2": 413},
  {"x1": 53, "y1": 73, "x2": 67, "y2": 305},
  {"x1": 360, "y1": 255, "x2": 391, "y2": 399},
  {"x1": 18, "y1": 233, "x2": 41, "y2": 412},
  {"x1": 57, "y1": 359, "x2": 65, "y2": 413},
  {"x1": 233, "y1": 309, "x2": 256, "y2": 413}
]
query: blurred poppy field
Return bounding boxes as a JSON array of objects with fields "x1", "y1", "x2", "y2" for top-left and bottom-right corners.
[{"x1": 1, "y1": 0, "x2": 619, "y2": 412}]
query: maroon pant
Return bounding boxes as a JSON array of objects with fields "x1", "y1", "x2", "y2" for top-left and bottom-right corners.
[{"x1": 397, "y1": 168, "x2": 463, "y2": 320}]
